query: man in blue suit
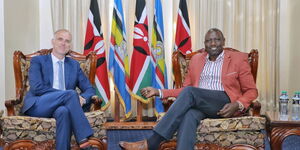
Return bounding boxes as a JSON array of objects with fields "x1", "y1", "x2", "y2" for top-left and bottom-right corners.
[{"x1": 22, "y1": 29, "x2": 96, "y2": 150}]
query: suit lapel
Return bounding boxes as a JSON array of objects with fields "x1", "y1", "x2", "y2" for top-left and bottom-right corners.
[
  {"x1": 64, "y1": 57, "x2": 70, "y2": 89},
  {"x1": 46, "y1": 55, "x2": 54, "y2": 87},
  {"x1": 194, "y1": 53, "x2": 207, "y2": 87},
  {"x1": 222, "y1": 50, "x2": 231, "y2": 81}
]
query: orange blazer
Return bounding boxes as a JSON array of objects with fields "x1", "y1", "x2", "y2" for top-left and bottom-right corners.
[{"x1": 162, "y1": 50, "x2": 258, "y2": 109}]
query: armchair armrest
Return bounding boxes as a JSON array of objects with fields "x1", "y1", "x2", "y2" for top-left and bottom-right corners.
[
  {"x1": 249, "y1": 101, "x2": 261, "y2": 117},
  {"x1": 5, "y1": 95, "x2": 103, "y2": 116},
  {"x1": 162, "y1": 97, "x2": 176, "y2": 111},
  {"x1": 5, "y1": 99, "x2": 21, "y2": 116},
  {"x1": 90, "y1": 95, "x2": 103, "y2": 111}
]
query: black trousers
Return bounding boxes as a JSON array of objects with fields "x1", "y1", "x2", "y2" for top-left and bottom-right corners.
[{"x1": 154, "y1": 87, "x2": 230, "y2": 150}]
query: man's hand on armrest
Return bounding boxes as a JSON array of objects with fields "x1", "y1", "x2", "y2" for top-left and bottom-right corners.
[
  {"x1": 140, "y1": 87, "x2": 159, "y2": 98},
  {"x1": 79, "y1": 96, "x2": 86, "y2": 106},
  {"x1": 217, "y1": 102, "x2": 240, "y2": 118}
]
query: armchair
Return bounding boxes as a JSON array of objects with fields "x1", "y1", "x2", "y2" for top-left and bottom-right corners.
[
  {"x1": 160, "y1": 48, "x2": 266, "y2": 150},
  {"x1": 0, "y1": 49, "x2": 107, "y2": 150}
]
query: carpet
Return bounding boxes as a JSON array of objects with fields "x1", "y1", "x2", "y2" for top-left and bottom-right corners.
[
  {"x1": 107, "y1": 129, "x2": 153, "y2": 150},
  {"x1": 107, "y1": 129, "x2": 272, "y2": 150}
]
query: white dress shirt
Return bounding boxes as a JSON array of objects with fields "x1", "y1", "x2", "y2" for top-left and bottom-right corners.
[
  {"x1": 51, "y1": 54, "x2": 65, "y2": 90},
  {"x1": 159, "y1": 51, "x2": 244, "y2": 111},
  {"x1": 199, "y1": 51, "x2": 224, "y2": 91}
]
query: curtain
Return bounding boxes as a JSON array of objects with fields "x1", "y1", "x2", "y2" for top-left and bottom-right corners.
[
  {"x1": 51, "y1": 0, "x2": 92, "y2": 52},
  {"x1": 188, "y1": 0, "x2": 277, "y2": 113},
  {"x1": 51, "y1": 0, "x2": 277, "y2": 116}
]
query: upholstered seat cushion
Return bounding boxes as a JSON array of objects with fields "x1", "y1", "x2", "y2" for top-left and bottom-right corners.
[
  {"x1": 1, "y1": 110, "x2": 106, "y2": 142},
  {"x1": 197, "y1": 130, "x2": 264, "y2": 147},
  {"x1": 168, "y1": 116, "x2": 266, "y2": 147},
  {"x1": 196, "y1": 116, "x2": 266, "y2": 147},
  {"x1": 198, "y1": 116, "x2": 266, "y2": 133}
]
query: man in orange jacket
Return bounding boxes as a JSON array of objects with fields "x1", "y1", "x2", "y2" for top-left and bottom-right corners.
[{"x1": 120, "y1": 28, "x2": 258, "y2": 150}]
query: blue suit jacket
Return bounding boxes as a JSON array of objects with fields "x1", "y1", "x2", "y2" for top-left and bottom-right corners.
[{"x1": 22, "y1": 54, "x2": 95, "y2": 114}]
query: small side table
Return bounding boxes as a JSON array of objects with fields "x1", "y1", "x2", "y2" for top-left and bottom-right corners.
[{"x1": 265, "y1": 111, "x2": 300, "y2": 150}]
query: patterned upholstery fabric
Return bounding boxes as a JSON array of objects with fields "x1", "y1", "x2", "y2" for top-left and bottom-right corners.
[
  {"x1": 197, "y1": 131, "x2": 264, "y2": 147},
  {"x1": 168, "y1": 116, "x2": 266, "y2": 147},
  {"x1": 15, "y1": 58, "x2": 30, "y2": 115},
  {"x1": 198, "y1": 116, "x2": 265, "y2": 133},
  {"x1": 196, "y1": 116, "x2": 266, "y2": 147},
  {"x1": 170, "y1": 49, "x2": 265, "y2": 148},
  {"x1": 1, "y1": 51, "x2": 106, "y2": 143},
  {"x1": 1, "y1": 110, "x2": 106, "y2": 142},
  {"x1": 179, "y1": 54, "x2": 189, "y2": 84},
  {"x1": 78, "y1": 58, "x2": 91, "y2": 77},
  {"x1": 15, "y1": 56, "x2": 92, "y2": 116}
]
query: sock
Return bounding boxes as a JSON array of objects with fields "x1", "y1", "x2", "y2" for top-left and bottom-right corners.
[{"x1": 147, "y1": 131, "x2": 166, "y2": 150}]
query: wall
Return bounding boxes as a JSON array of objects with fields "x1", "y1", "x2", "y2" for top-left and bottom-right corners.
[
  {"x1": 39, "y1": 0, "x2": 53, "y2": 49},
  {"x1": 278, "y1": 0, "x2": 300, "y2": 98},
  {"x1": 4, "y1": 0, "x2": 40, "y2": 102},
  {"x1": 287, "y1": 0, "x2": 300, "y2": 94},
  {"x1": 278, "y1": 0, "x2": 290, "y2": 103},
  {"x1": 0, "y1": 0, "x2": 5, "y2": 111}
]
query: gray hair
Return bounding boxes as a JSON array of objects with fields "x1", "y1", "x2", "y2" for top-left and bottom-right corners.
[{"x1": 53, "y1": 29, "x2": 72, "y2": 41}]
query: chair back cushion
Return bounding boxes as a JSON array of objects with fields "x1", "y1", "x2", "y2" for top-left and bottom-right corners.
[
  {"x1": 171, "y1": 48, "x2": 263, "y2": 147},
  {"x1": 13, "y1": 49, "x2": 96, "y2": 115},
  {"x1": 0, "y1": 49, "x2": 106, "y2": 143}
]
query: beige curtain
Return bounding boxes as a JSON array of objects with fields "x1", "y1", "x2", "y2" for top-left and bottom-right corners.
[
  {"x1": 51, "y1": 0, "x2": 91, "y2": 52},
  {"x1": 186, "y1": 0, "x2": 277, "y2": 112},
  {"x1": 51, "y1": 0, "x2": 277, "y2": 117}
]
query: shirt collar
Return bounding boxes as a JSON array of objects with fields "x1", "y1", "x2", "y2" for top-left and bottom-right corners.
[
  {"x1": 51, "y1": 53, "x2": 65, "y2": 64},
  {"x1": 206, "y1": 51, "x2": 224, "y2": 62}
]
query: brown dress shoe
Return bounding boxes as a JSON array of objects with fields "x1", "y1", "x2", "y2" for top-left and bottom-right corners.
[{"x1": 119, "y1": 140, "x2": 148, "y2": 150}]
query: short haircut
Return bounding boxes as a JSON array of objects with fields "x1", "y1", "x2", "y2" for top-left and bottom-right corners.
[
  {"x1": 206, "y1": 28, "x2": 225, "y2": 40},
  {"x1": 53, "y1": 29, "x2": 72, "y2": 41}
]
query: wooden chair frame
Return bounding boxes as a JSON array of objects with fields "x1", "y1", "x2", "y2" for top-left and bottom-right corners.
[
  {"x1": 169, "y1": 48, "x2": 260, "y2": 115},
  {"x1": 159, "y1": 48, "x2": 263, "y2": 150},
  {"x1": 105, "y1": 48, "x2": 261, "y2": 132},
  {"x1": 1, "y1": 49, "x2": 106, "y2": 150},
  {"x1": 5, "y1": 49, "x2": 103, "y2": 116}
]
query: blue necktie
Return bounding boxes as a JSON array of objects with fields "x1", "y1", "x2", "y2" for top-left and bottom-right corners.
[{"x1": 57, "y1": 61, "x2": 65, "y2": 90}]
